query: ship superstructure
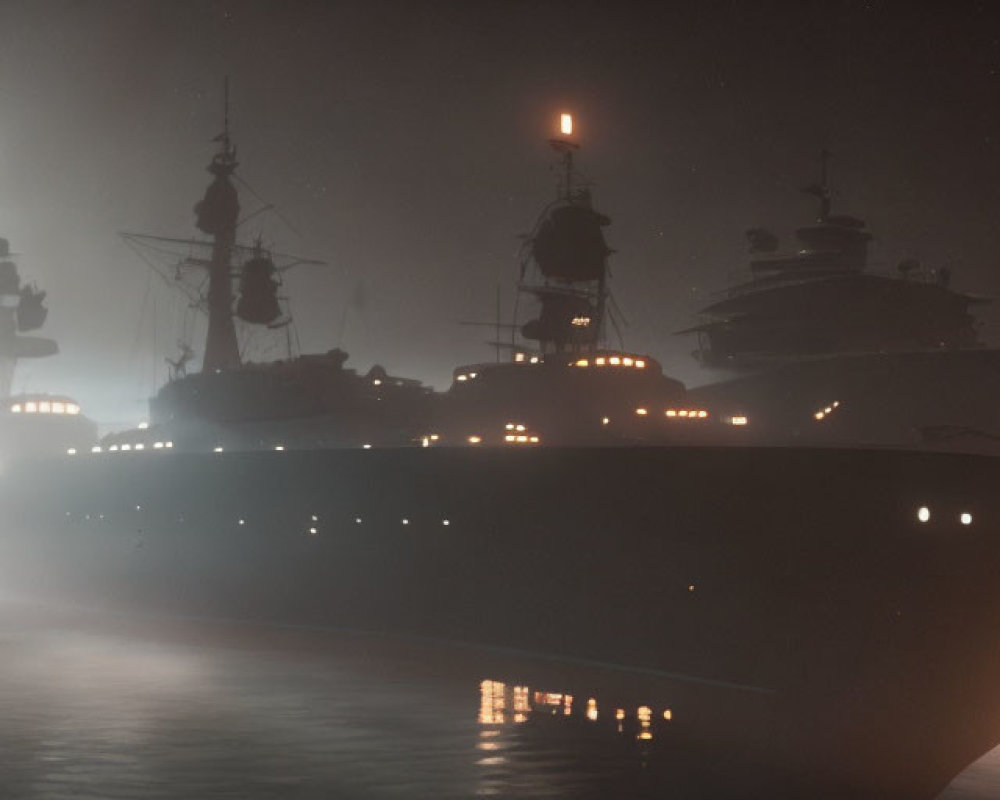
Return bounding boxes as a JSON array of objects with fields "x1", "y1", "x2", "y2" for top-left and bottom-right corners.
[
  {"x1": 0, "y1": 238, "x2": 56, "y2": 399},
  {"x1": 681, "y1": 151, "x2": 986, "y2": 367},
  {"x1": 517, "y1": 113, "x2": 614, "y2": 354},
  {"x1": 115, "y1": 84, "x2": 434, "y2": 452},
  {"x1": 436, "y1": 115, "x2": 737, "y2": 446}
]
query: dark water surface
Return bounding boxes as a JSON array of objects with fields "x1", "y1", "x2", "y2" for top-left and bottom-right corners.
[{"x1": 0, "y1": 604, "x2": 993, "y2": 799}]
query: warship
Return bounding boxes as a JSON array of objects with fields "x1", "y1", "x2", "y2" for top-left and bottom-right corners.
[
  {"x1": 2, "y1": 107, "x2": 1000, "y2": 798},
  {"x1": 0, "y1": 240, "x2": 96, "y2": 457}
]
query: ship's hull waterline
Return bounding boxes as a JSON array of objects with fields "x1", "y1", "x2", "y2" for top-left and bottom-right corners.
[{"x1": 2, "y1": 445, "x2": 999, "y2": 797}]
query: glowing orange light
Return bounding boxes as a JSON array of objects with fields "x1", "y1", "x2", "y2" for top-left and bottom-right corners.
[
  {"x1": 666, "y1": 409, "x2": 677, "y2": 417},
  {"x1": 635, "y1": 360, "x2": 646, "y2": 369},
  {"x1": 622, "y1": 357, "x2": 633, "y2": 366},
  {"x1": 615, "y1": 708, "x2": 625, "y2": 721},
  {"x1": 609, "y1": 356, "x2": 621, "y2": 365},
  {"x1": 663, "y1": 709, "x2": 673, "y2": 721},
  {"x1": 595, "y1": 357, "x2": 606, "y2": 366},
  {"x1": 575, "y1": 358, "x2": 589, "y2": 367},
  {"x1": 467, "y1": 435, "x2": 482, "y2": 444},
  {"x1": 635, "y1": 407, "x2": 648, "y2": 416},
  {"x1": 560, "y1": 113, "x2": 573, "y2": 136}
]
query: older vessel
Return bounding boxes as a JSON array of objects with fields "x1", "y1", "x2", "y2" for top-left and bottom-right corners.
[
  {"x1": 0, "y1": 240, "x2": 96, "y2": 457},
  {"x1": 3, "y1": 107, "x2": 1000, "y2": 798}
]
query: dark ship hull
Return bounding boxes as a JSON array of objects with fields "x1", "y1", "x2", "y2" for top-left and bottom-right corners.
[
  {"x1": 689, "y1": 347, "x2": 1000, "y2": 452},
  {"x1": 3, "y1": 444, "x2": 1000, "y2": 797}
]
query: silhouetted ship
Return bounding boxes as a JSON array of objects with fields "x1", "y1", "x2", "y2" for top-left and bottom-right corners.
[
  {"x1": 0, "y1": 239, "x2": 96, "y2": 456},
  {"x1": 681, "y1": 152, "x2": 1000, "y2": 451},
  {"x1": 114, "y1": 87, "x2": 433, "y2": 453},
  {"x1": 4, "y1": 108, "x2": 1000, "y2": 799},
  {"x1": 110, "y1": 106, "x2": 731, "y2": 452},
  {"x1": 682, "y1": 151, "x2": 985, "y2": 366}
]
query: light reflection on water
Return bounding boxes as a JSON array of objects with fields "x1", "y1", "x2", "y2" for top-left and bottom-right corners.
[
  {"x1": 0, "y1": 605, "x2": 994, "y2": 799},
  {"x1": 0, "y1": 607, "x2": 677, "y2": 799}
]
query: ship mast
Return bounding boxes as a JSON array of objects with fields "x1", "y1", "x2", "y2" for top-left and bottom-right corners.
[
  {"x1": 196, "y1": 78, "x2": 241, "y2": 373},
  {"x1": 547, "y1": 113, "x2": 606, "y2": 351},
  {"x1": 806, "y1": 148, "x2": 833, "y2": 223}
]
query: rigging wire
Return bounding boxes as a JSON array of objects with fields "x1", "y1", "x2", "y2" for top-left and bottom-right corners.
[{"x1": 233, "y1": 174, "x2": 303, "y2": 239}]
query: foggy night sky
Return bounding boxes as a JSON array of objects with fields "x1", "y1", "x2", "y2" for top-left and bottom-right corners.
[{"x1": 1, "y1": 0, "x2": 999, "y2": 427}]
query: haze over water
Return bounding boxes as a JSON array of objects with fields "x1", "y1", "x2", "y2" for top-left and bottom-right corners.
[{"x1": 0, "y1": 605, "x2": 992, "y2": 799}]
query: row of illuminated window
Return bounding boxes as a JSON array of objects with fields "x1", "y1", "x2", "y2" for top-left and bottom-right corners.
[
  {"x1": 635, "y1": 407, "x2": 709, "y2": 419},
  {"x1": 513, "y1": 353, "x2": 543, "y2": 364},
  {"x1": 12, "y1": 400, "x2": 81, "y2": 415},
  {"x1": 574, "y1": 355, "x2": 646, "y2": 369},
  {"x1": 74, "y1": 441, "x2": 175, "y2": 455}
]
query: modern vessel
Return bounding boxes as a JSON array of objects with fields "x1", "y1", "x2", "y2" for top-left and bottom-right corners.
[
  {"x1": 2, "y1": 108, "x2": 1000, "y2": 798},
  {"x1": 681, "y1": 150, "x2": 986, "y2": 367},
  {"x1": 680, "y1": 152, "x2": 1000, "y2": 450}
]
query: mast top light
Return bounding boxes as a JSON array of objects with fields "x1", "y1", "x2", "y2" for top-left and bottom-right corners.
[{"x1": 560, "y1": 113, "x2": 573, "y2": 136}]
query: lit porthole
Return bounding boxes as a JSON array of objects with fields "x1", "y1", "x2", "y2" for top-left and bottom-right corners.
[
  {"x1": 960, "y1": 512, "x2": 973, "y2": 526},
  {"x1": 917, "y1": 506, "x2": 931, "y2": 523}
]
